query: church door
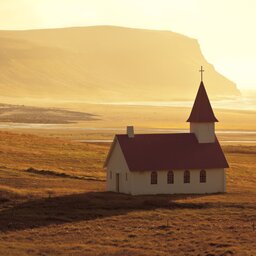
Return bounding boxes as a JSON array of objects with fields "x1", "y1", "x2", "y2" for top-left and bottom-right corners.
[{"x1": 116, "y1": 173, "x2": 120, "y2": 192}]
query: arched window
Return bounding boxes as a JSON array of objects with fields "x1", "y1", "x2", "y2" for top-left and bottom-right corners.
[
  {"x1": 184, "y1": 170, "x2": 190, "y2": 183},
  {"x1": 200, "y1": 170, "x2": 206, "y2": 183},
  {"x1": 167, "y1": 170, "x2": 174, "y2": 184},
  {"x1": 151, "y1": 171, "x2": 157, "y2": 184}
]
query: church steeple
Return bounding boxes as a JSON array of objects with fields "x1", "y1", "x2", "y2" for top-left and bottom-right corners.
[
  {"x1": 187, "y1": 68, "x2": 217, "y2": 143},
  {"x1": 187, "y1": 81, "x2": 218, "y2": 123}
]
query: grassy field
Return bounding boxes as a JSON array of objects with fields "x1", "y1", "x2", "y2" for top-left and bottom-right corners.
[{"x1": 0, "y1": 131, "x2": 255, "y2": 256}]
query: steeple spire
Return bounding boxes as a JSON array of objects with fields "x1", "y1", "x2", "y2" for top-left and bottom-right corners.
[{"x1": 187, "y1": 81, "x2": 218, "y2": 123}]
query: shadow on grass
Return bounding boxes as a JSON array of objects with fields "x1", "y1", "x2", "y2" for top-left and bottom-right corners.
[{"x1": 0, "y1": 191, "x2": 250, "y2": 233}]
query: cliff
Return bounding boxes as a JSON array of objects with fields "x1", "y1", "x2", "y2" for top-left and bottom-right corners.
[{"x1": 0, "y1": 26, "x2": 240, "y2": 102}]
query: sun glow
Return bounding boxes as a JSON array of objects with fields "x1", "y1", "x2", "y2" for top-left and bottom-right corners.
[{"x1": 0, "y1": 0, "x2": 256, "y2": 91}]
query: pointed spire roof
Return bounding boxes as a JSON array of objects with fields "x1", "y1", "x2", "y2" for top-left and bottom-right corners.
[{"x1": 187, "y1": 81, "x2": 218, "y2": 122}]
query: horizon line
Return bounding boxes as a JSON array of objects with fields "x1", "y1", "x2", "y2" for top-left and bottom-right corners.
[{"x1": 0, "y1": 24, "x2": 187, "y2": 35}]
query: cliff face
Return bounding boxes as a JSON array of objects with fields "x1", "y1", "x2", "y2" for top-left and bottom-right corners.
[{"x1": 0, "y1": 26, "x2": 240, "y2": 101}]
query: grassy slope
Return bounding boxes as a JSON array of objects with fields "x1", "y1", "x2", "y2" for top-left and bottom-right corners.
[{"x1": 0, "y1": 131, "x2": 255, "y2": 256}]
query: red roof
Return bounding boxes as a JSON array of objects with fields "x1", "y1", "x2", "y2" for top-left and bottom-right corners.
[
  {"x1": 111, "y1": 133, "x2": 228, "y2": 171},
  {"x1": 187, "y1": 82, "x2": 218, "y2": 122}
]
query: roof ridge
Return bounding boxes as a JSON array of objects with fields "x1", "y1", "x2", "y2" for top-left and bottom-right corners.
[{"x1": 116, "y1": 132, "x2": 193, "y2": 136}]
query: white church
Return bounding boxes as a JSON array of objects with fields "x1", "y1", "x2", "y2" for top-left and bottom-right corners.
[{"x1": 104, "y1": 76, "x2": 229, "y2": 195}]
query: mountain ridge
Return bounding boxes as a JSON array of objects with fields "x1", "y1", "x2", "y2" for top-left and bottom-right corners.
[{"x1": 0, "y1": 26, "x2": 240, "y2": 102}]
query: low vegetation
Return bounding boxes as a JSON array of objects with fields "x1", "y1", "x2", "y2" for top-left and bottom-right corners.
[
  {"x1": 0, "y1": 131, "x2": 255, "y2": 256},
  {"x1": 0, "y1": 131, "x2": 107, "y2": 179}
]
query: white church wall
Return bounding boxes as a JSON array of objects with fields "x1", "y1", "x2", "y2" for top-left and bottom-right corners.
[
  {"x1": 190, "y1": 122, "x2": 215, "y2": 143},
  {"x1": 106, "y1": 140, "x2": 131, "y2": 194},
  {"x1": 130, "y1": 169, "x2": 225, "y2": 195}
]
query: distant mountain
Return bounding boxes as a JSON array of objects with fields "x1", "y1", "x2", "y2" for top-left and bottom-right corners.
[{"x1": 0, "y1": 26, "x2": 240, "y2": 102}]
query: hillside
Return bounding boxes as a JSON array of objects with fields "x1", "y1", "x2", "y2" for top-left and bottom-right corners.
[{"x1": 0, "y1": 26, "x2": 239, "y2": 102}]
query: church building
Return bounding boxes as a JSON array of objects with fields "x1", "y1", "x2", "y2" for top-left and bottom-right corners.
[{"x1": 104, "y1": 74, "x2": 229, "y2": 195}]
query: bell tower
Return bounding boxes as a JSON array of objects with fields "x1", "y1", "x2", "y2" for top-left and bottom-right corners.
[{"x1": 187, "y1": 67, "x2": 218, "y2": 143}]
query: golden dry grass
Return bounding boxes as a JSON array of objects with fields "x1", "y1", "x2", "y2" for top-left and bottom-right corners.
[
  {"x1": 0, "y1": 131, "x2": 255, "y2": 256},
  {"x1": 0, "y1": 131, "x2": 107, "y2": 179}
]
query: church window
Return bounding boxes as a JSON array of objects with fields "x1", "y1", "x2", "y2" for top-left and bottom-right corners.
[
  {"x1": 200, "y1": 170, "x2": 206, "y2": 183},
  {"x1": 151, "y1": 171, "x2": 157, "y2": 184},
  {"x1": 167, "y1": 170, "x2": 174, "y2": 184},
  {"x1": 110, "y1": 171, "x2": 112, "y2": 179},
  {"x1": 184, "y1": 170, "x2": 190, "y2": 183}
]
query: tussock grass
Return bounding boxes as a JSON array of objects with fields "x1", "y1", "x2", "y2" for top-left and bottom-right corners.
[
  {"x1": 0, "y1": 184, "x2": 29, "y2": 201},
  {"x1": 223, "y1": 145, "x2": 256, "y2": 154},
  {"x1": 26, "y1": 167, "x2": 104, "y2": 181},
  {"x1": 0, "y1": 131, "x2": 255, "y2": 255},
  {"x1": 0, "y1": 130, "x2": 107, "y2": 179}
]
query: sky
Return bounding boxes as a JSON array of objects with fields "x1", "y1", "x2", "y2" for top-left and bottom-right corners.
[{"x1": 0, "y1": 0, "x2": 255, "y2": 91}]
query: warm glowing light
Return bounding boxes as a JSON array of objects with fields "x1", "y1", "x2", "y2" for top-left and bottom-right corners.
[{"x1": 0, "y1": 0, "x2": 255, "y2": 91}]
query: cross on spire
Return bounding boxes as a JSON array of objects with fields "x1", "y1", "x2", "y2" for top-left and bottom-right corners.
[{"x1": 199, "y1": 66, "x2": 204, "y2": 82}]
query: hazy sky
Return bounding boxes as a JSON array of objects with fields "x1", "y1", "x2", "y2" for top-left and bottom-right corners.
[{"x1": 0, "y1": 0, "x2": 255, "y2": 91}]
